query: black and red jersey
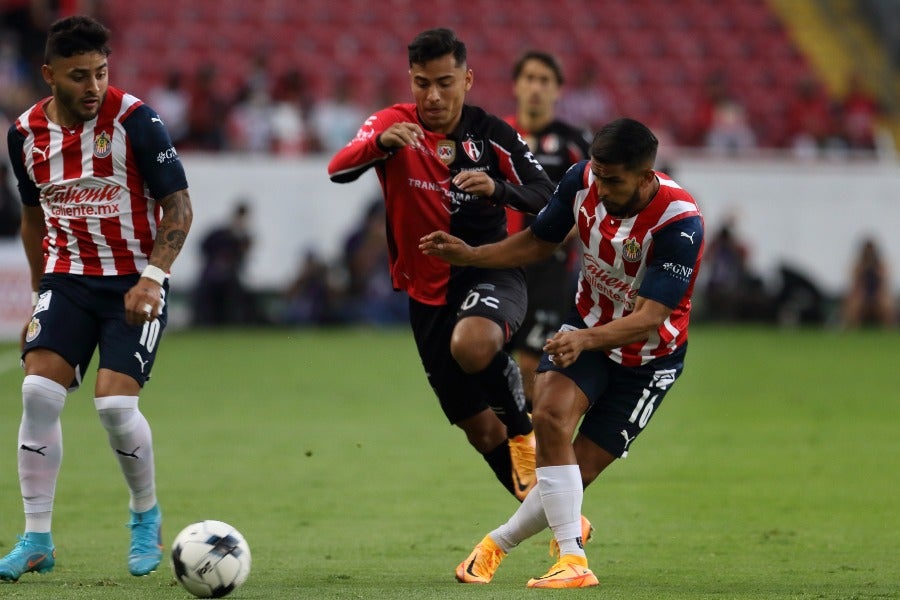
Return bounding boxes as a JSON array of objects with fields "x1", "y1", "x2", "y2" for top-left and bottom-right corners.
[
  {"x1": 328, "y1": 103, "x2": 554, "y2": 305},
  {"x1": 503, "y1": 116, "x2": 592, "y2": 235}
]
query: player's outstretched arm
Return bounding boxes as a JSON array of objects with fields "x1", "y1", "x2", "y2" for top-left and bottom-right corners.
[{"x1": 420, "y1": 228, "x2": 559, "y2": 268}]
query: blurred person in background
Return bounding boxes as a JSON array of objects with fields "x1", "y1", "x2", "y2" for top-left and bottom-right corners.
[
  {"x1": 421, "y1": 118, "x2": 704, "y2": 588},
  {"x1": 309, "y1": 73, "x2": 368, "y2": 154},
  {"x1": 183, "y1": 64, "x2": 227, "y2": 151},
  {"x1": 555, "y1": 62, "x2": 616, "y2": 134},
  {"x1": 692, "y1": 72, "x2": 756, "y2": 155},
  {"x1": 842, "y1": 237, "x2": 895, "y2": 328},
  {"x1": 270, "y1": 69, "x2": 314, "y2": 156},
  {"x1": 839, "y1": 72, "x2": 881, "y2": 153},
  {"x1": 146, "y1": 70, "x2": 189, "y2": 145},
  {"x1": 341, "y1": 197, "x2": 408, "y2": 325},
  {"x1": 192, "y1": 200, "x2": 257, "y2": 325},
  {"x1": 0, "y1": 162, "x2": 22, "y2": 237},
  {"x1": 329, "y1": 28, "x2": 556, "y2": 502},
  {"x1": 786, "y1": 75, "x2": 842, "y2": 159},
  {"x1": 2, "y1": 15, "x2": 192, "y2": 581},
  {"x1": 504, "y1": 50, "x2": 591, "y2": 408},
  {"x1": 281, "y1": 248, "x2": 342, "y2": 326},
  {"x1": 701, "y1": 217, "x2": 770, "y2": 322}
]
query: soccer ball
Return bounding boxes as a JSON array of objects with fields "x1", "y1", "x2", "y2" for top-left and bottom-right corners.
[{"x1": 171, "y1": 520, "x2": 251, "y2": 598}]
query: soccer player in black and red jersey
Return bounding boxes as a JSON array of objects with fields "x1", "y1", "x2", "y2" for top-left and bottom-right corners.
[
  {"x1": 328, "y1": 28, "x2": 555, "y2": 502},
  {"x1": 1, "y1": 16, "x2": 192, "y2": 581},
  {"x1": 504, "y1": 51, "x2": 592, "y2": 409}
]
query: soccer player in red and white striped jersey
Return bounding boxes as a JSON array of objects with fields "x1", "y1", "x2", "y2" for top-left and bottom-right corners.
[
  {"x1": 422, "y1": 118, "x2": 704, "y2": 588},
  {"x1": 1, "y1": 15, "x2": 192, "y2": 581}
]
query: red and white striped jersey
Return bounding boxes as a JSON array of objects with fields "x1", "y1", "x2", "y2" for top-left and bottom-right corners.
[
  {"x1": 532, "y1": 164, "x2": 704, "y2": 366},
  {"x1": 8, "y1": 86, "x2": 188, "y2": 276}
]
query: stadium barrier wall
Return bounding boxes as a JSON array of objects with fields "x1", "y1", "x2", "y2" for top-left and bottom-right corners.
[{"x1": 1, "y1": 154, "x2": 897, "y2": 339}]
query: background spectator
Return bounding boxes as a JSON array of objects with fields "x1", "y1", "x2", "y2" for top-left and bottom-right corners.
[
  {"x1": 308, "y1": 74, "x2": 368, "y2": 154},
  {"x1": 0, "y1": 162, "x2": 21, "y2": 238},
  {"x1": 146, "y1": 70, "x2": 190, "y2": 145},
  {"x1": 841, "y1": 237, "x2": 895, "y2": 328},
  {"x1": 341, "y1": 198, "x2": 408, "y2": 326},
  {"x1": 555, "y1": 63, "x2": 616, "y2": 133},
  {"x1": 192, "y1": 201, "x2": 258, "y2": 326},
  {"x1": 701, "y1": 218, "x2": 770, "y2": 322}
]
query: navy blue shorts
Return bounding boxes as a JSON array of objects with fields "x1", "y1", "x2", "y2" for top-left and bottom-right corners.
[
  {"x1": 536, "y1": 311, "x2": 686, "y2": 458},
  {"x1": 23, "y1": 273, "x2": 169, "y2": 389},
  {"x1": 409, "y1": 267, "x2": 527, "y2": 424},
  {"x1": 509, "y1": 252, "x2": 570, "y2": 355}
]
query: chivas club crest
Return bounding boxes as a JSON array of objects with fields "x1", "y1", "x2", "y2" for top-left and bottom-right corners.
[
  {"x1": 622, "y1": 237, "x2": 642, "y2": 262},
  {"x1": 461, "y1": 138, "x2": 483, "y2": 162},
  {"x1": 25, "y1": 317, "x2": 41, "y2": 343},
  {"x1": 93, "y1": 131, "x2": 112, "y2": 158},
  {"x1": 436, "y1": 140, "x2": 456, "y2": 164}
]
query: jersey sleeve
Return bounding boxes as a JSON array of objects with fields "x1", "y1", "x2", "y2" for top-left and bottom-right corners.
[
  {"x1": 6, "y1": 124, "x2": 40, "y2": 206},
  {"x1": 529, "y1": 161, "x2": 585, "y2": 244},
  {"x1": 122, "y1": 104, "x2": 188, "y2": 200},
  {"x1": 327, "y1": 109, "x2": 397, "y2": 183},
  {"x1": 490, "y1": 120, "x2": 555, "y2": 214},
  {"x1": 639, "y1": 215, "x2": 705, "y2": 308}
]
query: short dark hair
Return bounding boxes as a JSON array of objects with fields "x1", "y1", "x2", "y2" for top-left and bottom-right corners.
[
  {"x1": 408, "y1": 28, "x2": 466, "y2": 68},
  {"x1": 44, "y1": 15, "x2": 111, "y2": 64},
  {"x1": 512, "y1": 50, "x2": 564, "y2": 86},
  {"x1": 590, "y1": 118, "x2": 658, "y2": 171}
]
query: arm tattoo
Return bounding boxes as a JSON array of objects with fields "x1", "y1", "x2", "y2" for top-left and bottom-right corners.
[{"x1": 150, "y1": 189, "x2": 193, "y2": 271}]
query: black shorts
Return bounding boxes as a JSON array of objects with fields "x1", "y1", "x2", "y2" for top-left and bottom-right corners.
[
  {"x1": 536, "y1": 312, "x2": 686, "y2": 458},
  {"x1": 23, "y1": 273, "x2": 169, "y2": 389},
  {"x1": 409, "y1": 267, "x2": 527, "y2": 424},
  {"x1": 509, "y1": 253, "x2": 571, "y2": 355}
]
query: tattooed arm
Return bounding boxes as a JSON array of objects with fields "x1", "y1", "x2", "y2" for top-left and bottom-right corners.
[{"x1": 124, "y1": 189, "x2": 193, "y2": 325}]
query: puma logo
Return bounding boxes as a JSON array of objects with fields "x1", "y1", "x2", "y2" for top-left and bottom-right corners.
[
  {"x1": 680, "y1": 231, "x2": 696, "y2": 244},
  {"x1": 31, "y1": 146, "x2": 49, "y2": 160},
  {"x1": 579, "y1": 205, "x2": 597, "y2": 228},
  {"x1": 134, "y1": 352, "x2": 149, "y2": 373},
  {"x1": 151, "y1": 116, "x2": 164, "y2": 124},
  {"x1": 115, "y1": 446, "x2": 140, "y2": 459},
  {"x1": 20, "y1": 444, "x2": 47, "y2": 455},
  {"x1": 620, "y1": 429, "x2": 637, "y2": 451}
]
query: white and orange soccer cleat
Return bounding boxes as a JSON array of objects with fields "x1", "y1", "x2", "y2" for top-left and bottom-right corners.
[{"x1": 526, "y1": 554, "x2": 600, "y2": 589}]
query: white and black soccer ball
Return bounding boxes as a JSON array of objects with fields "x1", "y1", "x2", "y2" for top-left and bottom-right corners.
[{"x1": 171, "y1": 520, "x2": 251, "y2": 598}]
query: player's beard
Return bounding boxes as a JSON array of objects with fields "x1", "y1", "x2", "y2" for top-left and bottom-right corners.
[
  {"x1": 602, "y1": 187, "x2": 642, "y2": 218},
  {"x1": 56, "y1": 87, "x2": 105, "y2": 123}
]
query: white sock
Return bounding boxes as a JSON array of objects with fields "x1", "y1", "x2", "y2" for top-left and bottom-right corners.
[
  {"x1": 537, "y1": 464, "x2": 585, "y2": 558},
  {"x1": 491, "y1": 480, "x2": 549, "y2": 552},
  {"x1": 19, "y1": 375, "x2": 67, "y2": 533},
  {"x1": 95, "y1": 396, "x2": 157, "y2": 512}
]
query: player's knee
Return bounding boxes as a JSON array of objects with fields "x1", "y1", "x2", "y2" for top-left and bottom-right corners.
[
  {"x1": 531, "y1": 403, "x2": 570, "y2": 440},
  {"x1": 450, "y1": 323, "x2": 502, "y2": 373},
  {"x1": 451, "y1": 342, "x2": 494, "y2": 373},
  {"x1": 95, "y1": 395, "x2": 141, "y2": 435},
  {"x1": 22, "y1": 375, "x2": 66, "y2": 422}
]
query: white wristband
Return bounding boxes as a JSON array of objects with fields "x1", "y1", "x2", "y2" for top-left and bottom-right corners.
[
  {"x1": 31, "y1": 291, "x2": 39, "y2": 307},
  {"x1": 141, "y1": 264, "x2": 167, "y2": 285}
]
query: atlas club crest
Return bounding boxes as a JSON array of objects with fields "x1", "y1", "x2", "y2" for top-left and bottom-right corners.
[{"x1": 462, "y1": 138, "x2": 483, "y2": 162}]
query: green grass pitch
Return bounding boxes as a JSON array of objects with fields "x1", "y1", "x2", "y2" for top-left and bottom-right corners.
[{"x1": 0, "y1": 325, "x2": 897, "y2": 599}]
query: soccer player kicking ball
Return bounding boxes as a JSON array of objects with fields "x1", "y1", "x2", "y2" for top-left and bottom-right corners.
[
  {"x1": 1, "y1": 16, "x2": 192, "y2": 581},
  {"x1": 421, "y1": 118, "x2": 704, "y2": 588}
]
